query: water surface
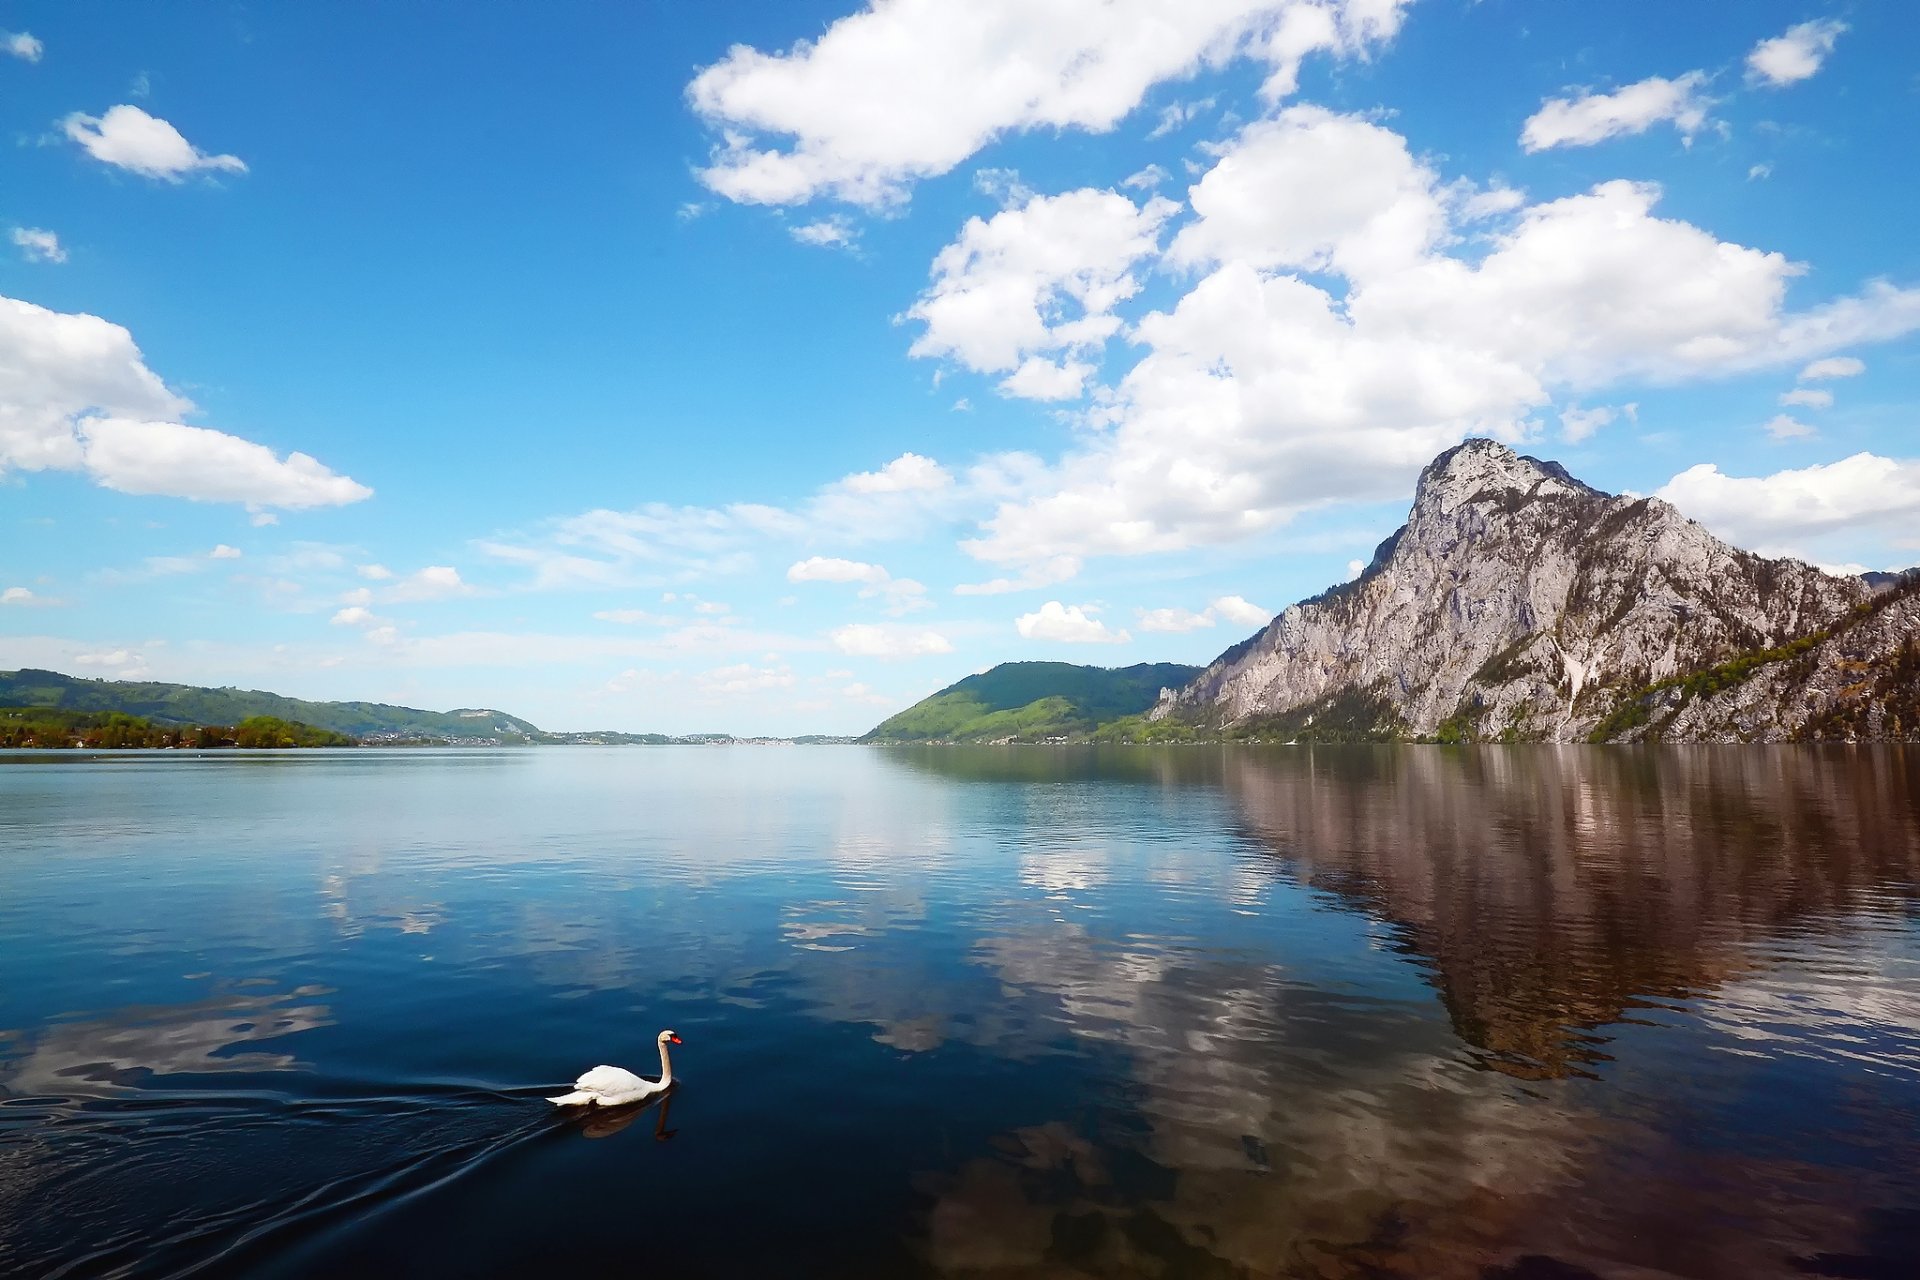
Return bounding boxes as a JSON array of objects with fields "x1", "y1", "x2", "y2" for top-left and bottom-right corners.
[{"x1": 1, "y1": 746, "x2": 1916, "y2": 1278}]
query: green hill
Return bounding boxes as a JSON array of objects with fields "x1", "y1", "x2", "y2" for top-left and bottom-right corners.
[
  {"x1": 0, "y1": 669, "x2": 540, "y2": 741},
  {"x1": 861, "y1": 661, "x2": 1202, "y2": 743}
]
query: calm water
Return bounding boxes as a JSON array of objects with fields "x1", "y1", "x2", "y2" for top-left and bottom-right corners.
[{"x1": 1, "y1": 747, "x2": 1917, "y2": 1279}]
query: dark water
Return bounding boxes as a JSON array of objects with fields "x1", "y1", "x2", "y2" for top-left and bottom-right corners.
[{"x1": 1, "y1": 747, "x2": 1916, "y2": 1279}]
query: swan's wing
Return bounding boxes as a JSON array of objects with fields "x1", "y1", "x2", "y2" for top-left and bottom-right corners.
[{"x1": 575, "y1": 1065, "x2": 647, "y2": 1096}]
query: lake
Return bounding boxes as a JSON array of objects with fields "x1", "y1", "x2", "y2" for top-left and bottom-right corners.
[{"x1": 1, "y1": 746, "x2": 1916, "y2": 1278}]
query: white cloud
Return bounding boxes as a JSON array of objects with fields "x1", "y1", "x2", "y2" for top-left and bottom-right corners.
[
  {"x1": 791, "y1": 216, "x2": 858, "y2": 248},
  {"x1": 688, "y1": 0, "x2": 1411, "y2": 207},
  {"x1": 1136, "y1": 605, "x2": 1215, "y2": 633},
  {"x1": 1146, "y1": 96, "x2": 1216, "y2": 139},
  {"x1": 1748, "y1": 163, "x2": 1773, "y2": 182},
  {"x1": 1762, "y1": 414, "x2": 1817, "y2": 441},
  {"x1": 830, "y1": 623, "x2": 954, "y2": 658},
  {"x1": 1121, "y1": 163, "x2": 1170, "y2": 191},
  {"x1": 339, "y1": 587, "x2": 373, "y2": 606},
  {"x1": 592, "y1": 608, "x2": 670, "y2": 626},
  {"x1": 2, "y1": 586, "x2": 55, "y2": 606},
  {"x1": 10, "y1": 227, "x2": 66, "y2": 264},
  {"x1": 1, "y1": 295, "x2": 371, "y2": 510},
  {"x1": 1747, "y1": 19, "x2": 1846, "y2": 88},
  {"x1": 1520, "y1": 72, "x2": 1712, "y2": 152},
  {"x1": 1136, "y1": 593, "x2": 1270, "y2": 632},
  {"x1": 1558, "y1": 404, "x2": 1615, "y2": 443},
  {"x1": 74, "y1": 648, "x2": 150, "y2": 677},
  {"x1": 1168, "y1": 106, "x2": 1446, "y2": 282},
  {"x1": 837, "y1": 451, "x2": 951, "y2": 495},
  {"x1": 1346, "y1": 558, "x2": 1366, "y2": 578},
  {"x1": 1657, "y1": 453, "x2": 1920, "y2": 551},
  {"x1": 385, "y1": 565, "x2": 473, "y2": 602},
  {"x1": 358, "y1": 563, "x2": 394, "y2": 580},
  {"x1": 909, "y1": 188, "x2": 1176, "y2": 399},
  {"x1": 209, "y1": 543, "x2": 242, "y2": 559},
  {"x1": 959, "y1": 142, "x2": 1920, "y2": 572},
  {"x1": 1210, "y1": 594, "x2": 1271, "y2": 626},
  {"x1": 787, "y1": 556, "x2": 887, "y2": 585},
  {"x1": 3, "y1": 30, "x2": 42, "y2": 62},
  {"x1": 482, "y1": 450, "x2": 981, "y2": 593},
  {"x1": 1015, "y1": 600, "x2": 1129, "y2": 644},
  {"x1": 62, "y1": 104, "x2": 247, "y2": 181},
  {"x1": 953, "y1": 555, "x2": 1082, "y2": 596},
  {"x1": 1779, "y1": 387, "x2": 1832, "y2": 409},
  {"x1": 331, "y1": 605, "x2": 380, "y2": 627},
  {"x1": 1799, "y1": 356, "x2": 1864, "y2": 381},
  {"x1": 695, "y1": 662, "x2": 796, "y2": 696},
  {"x1": 82, "y1": 418, "x2": 372, "y2": 508}
]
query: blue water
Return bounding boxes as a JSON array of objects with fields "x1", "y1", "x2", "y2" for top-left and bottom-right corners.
[{"x1": 1, "y1": 745, "x2": 1916, "y2": 1278}]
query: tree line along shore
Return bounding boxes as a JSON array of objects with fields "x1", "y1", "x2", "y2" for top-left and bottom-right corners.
[{"x1": 1, "y1": 708, "x2": 355, "y2": 749}]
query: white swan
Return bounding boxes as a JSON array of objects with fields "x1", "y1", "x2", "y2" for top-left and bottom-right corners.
[{"x1": 550, "y1": 1029, "x2": 682, "y2": 1107}]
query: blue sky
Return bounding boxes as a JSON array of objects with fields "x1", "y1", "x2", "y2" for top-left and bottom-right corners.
[{"x1": 3, "y1": 0, "x2": 1917, "y2": 733}]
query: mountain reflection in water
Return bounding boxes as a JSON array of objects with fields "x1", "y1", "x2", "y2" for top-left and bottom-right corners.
[
  {"x1": 0, "y1": 745, "x2": 1914, "y2": 1278},
  {"x1": 887, "y1": 745, "x2": 1920, "y2": 1279}
]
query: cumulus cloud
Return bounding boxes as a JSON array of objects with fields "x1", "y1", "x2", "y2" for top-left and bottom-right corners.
[
  {"x1": 330, "y1": 605, "x2": 381, "y2": 627},
  {"x1": 909, "y1": 188, "x2": 1176, "y2": 400},
  {"x1": 1, "y1": 295, "x2": 370, "y2": 510},
  {"x1": 1136, "y1": 594, "x2": 1271, "y2": 632},
  {"x1": 1520, "y1": 72, "x2": 1712, "y2": 152},
  {"x1": 955, "y1": 107, "x2": 1920, "y2": 573},
  {"x1": 1799, "y1": 356, "x2": 1863, "y2": 381},
  {"x1": 1657, "y1": 453, "x2": 1920, "y2": 553},
  {"x1": 1779, "y1": 387, "x2": 1832, "y2": 409},
  {"x1": 385, "y1": 565, "x2": 473, "y2": 602},
  {"x1": 82, "y1": 418, "x2": 371, "y2": 508},
  {"x1": 1558, "y1": 404, "x2": 1615, "y2": 443},
  {"x1": 3, "y1": 30, "x2": 41, "y2": 62},
  {"x1": 1015, "y1": 600, "x2": 1130, "y2": 644},
  {"x1": 11, "y1": 227, "x2": 66, "y2": 264},
  {"x1": 1210, "y1": 594, "x2": 1272, "y2": 626},
  {"x1": 1762, "y1": 414, "x2": 1816, "y2": 441},
  {"x1": 1747, "y1": 19, "x2": 1846, "y2": 88},
  {"x1": 62, "y1": 105, "x2": 247, "y2": 181},
  {"x1": 2, "y1": 586, "x2": 57, "y2": 606},
  {"x1": 791, "y1": 216, "x2": 858, "y2": 248},
  {"x1": 209, "y1": 544, "x2": 242, "y2": 560},
  {"x1": 786, "y1": 555, "x2": 928, "y2": 613},
  {"x1": 687, "y1": 0, "x2": 1412, "y2": 207},
  {"x1": 830, "y1": 623, "x2": 954, "y2": 657},
  {"x1": 1168, "y1": 106, "x2": 1445, "y2": 282}
]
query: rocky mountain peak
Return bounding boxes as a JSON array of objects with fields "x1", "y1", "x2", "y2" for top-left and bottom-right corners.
[
  {"x1": 1413, "y1": 438, "x2": 1600, "y2": 515},
  {"x1": 1155, "y1": 441, "x2": 1871, "y2": 742}
]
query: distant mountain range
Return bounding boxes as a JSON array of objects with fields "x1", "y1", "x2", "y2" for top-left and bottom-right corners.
[
  {"x1": 0, "y1": 668, "x2": 541, "y2": 742},
  {"x1": 868, "y1": 440, "x2": 1918, "y2": 744},
  {"x1": 0, "y1": 668, "x2": 851, "y2": 746}
]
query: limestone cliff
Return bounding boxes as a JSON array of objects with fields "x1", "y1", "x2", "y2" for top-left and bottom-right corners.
[{"x1": 1153, "y1": 439, "x2": 1901, "y2": 741}]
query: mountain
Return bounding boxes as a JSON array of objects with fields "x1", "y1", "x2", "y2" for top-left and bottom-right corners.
[
  {"x1": 862, "y1": 661, "x2": 1202, "y2": 743},
  {"x1": 0, "y1": 669, "x2": 540, "y2": 742},
  {"x1": 1155, "y1": 439, "x2": 1915, "y2": 742}
]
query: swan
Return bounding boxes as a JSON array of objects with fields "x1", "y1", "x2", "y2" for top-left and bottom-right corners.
[{"x1": 549, "y1": 1029, "x2": 682, "y2": 1107}]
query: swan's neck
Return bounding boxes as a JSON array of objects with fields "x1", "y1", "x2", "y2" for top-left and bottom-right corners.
[{"x1": 657, "y1": 1039, "x2": 673, "y2": 1085}]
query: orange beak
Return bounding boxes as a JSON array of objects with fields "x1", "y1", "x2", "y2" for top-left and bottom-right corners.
[{"x1": 669, "y1": 1034, "x2": 683, "y2": 1044}]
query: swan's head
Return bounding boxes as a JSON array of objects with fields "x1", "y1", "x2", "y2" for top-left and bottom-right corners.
[{"x1": 658, "y1": 1029, "x2": 683, "y2": 1045}]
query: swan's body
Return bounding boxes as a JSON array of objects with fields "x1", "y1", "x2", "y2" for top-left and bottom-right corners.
[{"x1": 550, "y1": 1029, "x2": 680, "y2": 1107}]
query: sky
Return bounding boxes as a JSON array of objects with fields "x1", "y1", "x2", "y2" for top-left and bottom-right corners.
[{"x1": 2, "y1": 1, "x2": 1917, "y2": 734}]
